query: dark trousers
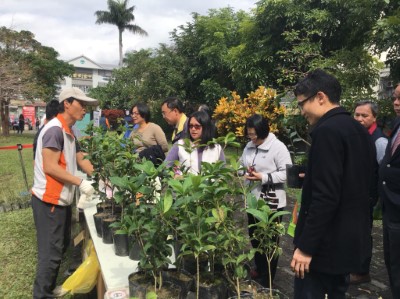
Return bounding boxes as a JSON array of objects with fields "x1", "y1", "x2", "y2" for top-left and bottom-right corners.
[
  {"x1": 247, "y1": 208, "x2": 283, "y2": 284},
  {"x1": 32, "y1": 195, "x2": 71, "y2": 299},
  {"x1": 357, "y1": 203, "x2": 375, "y2": 275},
  {"x1": 383, "y1": 220, "x2": 400, "y2": 299},
  {"x1": 294, "y1": 271, "x2": 349, "y2": 299}
]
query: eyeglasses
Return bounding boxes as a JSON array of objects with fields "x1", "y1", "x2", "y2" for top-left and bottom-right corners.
[
  {"x1": 392, "y1": 95, "x2": 400, "y2": 102},
  {"x1": 131, "y1": 111, "x2": 140, "y2": 116},
  {"x1": 189, "y1": 124, "x2": 202, "y2": 130},
  {"x1": 75, "y1": 100, "x2": 86, "y2": 109},
  {"x1": 247, "y1": 133, "x2": 257, "y2": 139},
  {"x1": 161, "y1": 109, "x2": 173, "y2": 117},
  {"x1": 298, "y1": 93, "x2": 317, "y2": 110}
]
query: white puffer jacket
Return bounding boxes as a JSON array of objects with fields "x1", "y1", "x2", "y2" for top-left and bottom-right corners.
[{"x1": 239, "y1": 133, "x2": 292, "y2": 209}]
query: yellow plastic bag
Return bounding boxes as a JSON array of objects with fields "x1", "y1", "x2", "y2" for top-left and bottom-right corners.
[{"x1": 62, "y1": 240, "x2": 100, "y2": 294}]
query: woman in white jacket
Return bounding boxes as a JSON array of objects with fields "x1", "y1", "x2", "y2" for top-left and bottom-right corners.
[
  {"x1": 240, "y1": 113, "x2": 292, "y2": 286},
  {"x1": 165, "y1": 110, "x2": 225, "y2": 174}
]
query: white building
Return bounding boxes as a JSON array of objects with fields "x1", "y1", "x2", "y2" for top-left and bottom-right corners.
[{"x1": 59, "y1": 55, "x2": 118, "y2": 93}]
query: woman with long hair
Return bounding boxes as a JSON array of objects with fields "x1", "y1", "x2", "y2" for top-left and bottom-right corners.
[
  {"x1": 18, "y1": 114, "x2": 25, "y2": 134},
  {"x1": 165, "y1": 110, "x2": 224, "y2": 174}
]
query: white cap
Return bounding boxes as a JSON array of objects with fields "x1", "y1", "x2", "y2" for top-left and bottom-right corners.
[{"x1": 58, "y1": 87, "x2": 99, "y2": 106}]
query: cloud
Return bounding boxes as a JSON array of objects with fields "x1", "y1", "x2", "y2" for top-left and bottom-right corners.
[{"x1": 0, "y1": 0, "x2": 256, "y2": 64}]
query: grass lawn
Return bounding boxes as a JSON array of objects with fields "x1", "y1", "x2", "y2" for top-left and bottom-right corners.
[
  {"x1": 0, "y1": 133, "x2": 89, "y2": 298},
  {"x1": 0, "y1": 132, "x2": 35, "y2": 204},
  {"x1": 0, "y1": 208, "x2": 88, "y2": 298},
  {"x1": 0, "y1": 208, "x2": 36, "y2": 298}
]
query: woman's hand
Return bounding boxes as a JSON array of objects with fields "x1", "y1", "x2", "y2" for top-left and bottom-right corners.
[{"x1": 245, "y1": 171, "x2": 262, "y2": 181}]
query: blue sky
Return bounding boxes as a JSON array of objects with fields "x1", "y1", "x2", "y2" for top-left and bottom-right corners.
[{"x1": 0, "y1": 0, "x2": 256, "y2": 64}]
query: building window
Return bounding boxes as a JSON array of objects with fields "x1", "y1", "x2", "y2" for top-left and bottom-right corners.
[{"x1": 72, "y1": 85, "x2": 91, "y2": 93}]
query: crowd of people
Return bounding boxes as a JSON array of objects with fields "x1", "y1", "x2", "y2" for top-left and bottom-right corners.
[{"x1": 30, "y1": 69, "x2": 400, "y2": 298}]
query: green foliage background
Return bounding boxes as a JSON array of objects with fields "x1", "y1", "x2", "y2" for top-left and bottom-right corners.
[{"x1": 89, "y1": 0, "x2": 399, "y2": 141}]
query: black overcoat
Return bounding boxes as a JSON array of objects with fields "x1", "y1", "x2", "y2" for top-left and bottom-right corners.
[
  {"x1": 293, "y1": 107, "x2": 375, "y2": 274},
  {"x1": 379, "y1": 118, "x2": 400, "y2": 219}
]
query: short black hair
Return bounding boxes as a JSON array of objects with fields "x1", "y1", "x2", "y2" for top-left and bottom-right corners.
[
  {"x1": 355, "y1": 100, "x2": 378, "y2": 117},
  {"x1": 245, "y1": 114, "x2": 270, "y2": 140},
  {"x1": 46, "y1": 100, "x2": 60, "y2": 120},
  {"x1": 188, "y1": 110, "x2": 216, "y2": 147},
  {"x1": 294, "y1": 69, "x2": 342, "y2": 104},
  {"x1": 162, "y1": 96, "x2": 184, "y2": 113},
  {"x1": 131, "y1": 102, "x2": 150, "y2": 122},
  {"x1": 59, "y1": 97, "x2": 75, "y2": 113}
]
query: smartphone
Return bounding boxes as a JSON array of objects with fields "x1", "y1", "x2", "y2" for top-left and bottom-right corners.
[{"x1": 247, "y1": 165, "x2": 256, "y2": 176}]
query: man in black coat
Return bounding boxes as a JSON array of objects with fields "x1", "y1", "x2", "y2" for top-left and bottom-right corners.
[
  {"x1": 379, "y1": 83, "x2": 400, "y2": 298},
  {"x1": 291, "y1": 69, "x2": 376, "y2": 298}
]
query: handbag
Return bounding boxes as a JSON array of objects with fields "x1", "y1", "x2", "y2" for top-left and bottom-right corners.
[{"x1": 260, "y1": 173, "x2": 279, "y2": 211}]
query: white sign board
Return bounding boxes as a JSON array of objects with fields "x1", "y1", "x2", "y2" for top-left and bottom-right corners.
[{"x1": 93, "y1": 110, "x2": 101, "y2": 127}]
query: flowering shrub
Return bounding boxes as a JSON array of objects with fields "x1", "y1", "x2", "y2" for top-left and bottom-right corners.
[{"x1": 213, "y1": 86, "x2": 286, "y2": 143}]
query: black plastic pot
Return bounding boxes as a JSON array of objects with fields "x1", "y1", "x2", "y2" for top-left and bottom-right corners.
[
  {"x1": 113, "y1": 230, "x2": 129, "y2": 256},
  {"x1": 128, "y1": 272, "x2": 182, "y2": 299},
  {"x1": 96, "y1": 201, "x2": 112, "y2": 213},
  {"x1": 128, "y1": 272, "x2": 148, "y2": 299},
  {"x1": 181, "y1": 254, "x2": 209, "y2": 275},
  {"x1": 93, "y1": 212, "x2": 108, "y2": 238},
  {"x1": 286, "y1": 164, "x2": 305, "y2": 188},
  {"x1": 162, "y1": 269, "x2": 194, "y2": 299},
  {"x1": 128, "y1": 235, "x2": 142, "y2": 261},
  {"x1": 257, "y1": 288, "x2": 289, "y2": 299},
  {"x1": 227, "y1": 279, "x2": 264, "y2": 298},
  {"x1": 196, "y1": 277, "x2": 228, "y2": 299},
  {"x1": 227, "y1": 294, "x2": 253, "y2": 299},
  {"x1": 113, "y1": 204, "x2": 123, "y2": 215},
  {"x1": 102, "y1": 216, "x2": 117, "y2": 244}
]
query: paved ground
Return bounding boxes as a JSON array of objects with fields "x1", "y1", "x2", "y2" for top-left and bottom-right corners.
[{"x1": 273, "y1": 201, "x2": 392, "y2": 299}]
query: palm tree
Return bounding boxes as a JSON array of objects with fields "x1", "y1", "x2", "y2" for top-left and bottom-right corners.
[{"x1": 95, "y1": 0, "x2": 148, "y2": 66}]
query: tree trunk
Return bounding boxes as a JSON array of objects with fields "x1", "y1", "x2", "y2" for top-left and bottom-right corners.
[
  {"x1": 119, "y1": 29, "x2": 123, "y2": 67},
  {"x1": 0, "y1": 99, "x2": 10, "y2": 137}
]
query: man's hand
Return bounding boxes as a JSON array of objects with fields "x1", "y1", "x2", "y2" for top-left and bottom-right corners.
[
  {"x1": 77, "y1": 193, "x2": 94, "y2": 209},
  {"x1": 290, "y1": 248, "x2": 312, "y2": 279},
  {"x1": 79, "y1": 180, "x2": 94, "y2": 196}
]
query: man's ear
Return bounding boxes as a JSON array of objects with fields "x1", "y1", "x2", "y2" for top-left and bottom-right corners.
[
  {"x1": 317, "y1": 91, "x2": 329, "y2": 105},
  {"x1": 64, "y1": 100, "x2": 71, "y2": 110}
]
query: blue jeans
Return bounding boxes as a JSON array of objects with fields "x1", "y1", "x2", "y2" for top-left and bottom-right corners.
[{"x1": 294, "y1": 271, "x2": 348, "y2": 299}]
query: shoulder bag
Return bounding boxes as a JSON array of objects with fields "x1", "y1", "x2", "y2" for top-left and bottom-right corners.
[{"x1": 260, "y1": 173, "x2": 279, "y2": 211}]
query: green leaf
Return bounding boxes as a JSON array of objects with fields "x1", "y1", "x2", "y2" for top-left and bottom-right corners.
[
  {"x1": 146, "y1": 291, "x2": 157, "y2": 299},
  {"x1": 162, "y1": 192, "x2": 173, "y2": 214},
  {"x1": 202, "y1": 245, "x2": 216, "y2": 251},
  {"x1": 246, "y1": 208, "x2": 267, "y2": 223}
]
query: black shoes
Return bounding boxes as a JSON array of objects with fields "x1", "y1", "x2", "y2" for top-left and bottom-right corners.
[{"x1": 349, "y1": 273, "x2": 371, "y2": 285}]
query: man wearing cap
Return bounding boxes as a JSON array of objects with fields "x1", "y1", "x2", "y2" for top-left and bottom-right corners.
[{"x1": 31, "y1": 87, "x2": 98, "y2": 298}]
